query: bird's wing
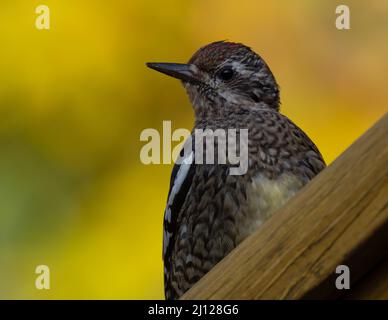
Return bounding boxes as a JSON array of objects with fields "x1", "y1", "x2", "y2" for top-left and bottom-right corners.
[{"x1": 163, "y1": 146, "x2": 195, "y2": 263}]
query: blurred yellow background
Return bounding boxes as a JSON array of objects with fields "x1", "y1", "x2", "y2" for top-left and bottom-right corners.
[{"x1": 0, "y1": 0, "x2": 386, "y2": 299}]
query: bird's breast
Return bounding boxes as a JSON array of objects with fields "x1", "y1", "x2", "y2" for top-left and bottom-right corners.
[{"x1": 238, "y1": 172, "x2": 304, "y2": 241}]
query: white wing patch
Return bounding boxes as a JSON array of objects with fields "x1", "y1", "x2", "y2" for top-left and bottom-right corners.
[
  {"x1": 163, "y1": 152, "x2": 194, "y2": 258},
  {"x1": 163, "y1": 229, "x2": 172, "y2": 259}
]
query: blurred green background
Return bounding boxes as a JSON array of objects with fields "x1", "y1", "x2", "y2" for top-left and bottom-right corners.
[{"x1": 0, "y1": 0, "x2": 387, "y2": 299}]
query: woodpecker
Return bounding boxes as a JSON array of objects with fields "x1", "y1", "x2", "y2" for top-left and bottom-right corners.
[{"x1": 147, "y1": 41, "x2": 325, "y2": 300}]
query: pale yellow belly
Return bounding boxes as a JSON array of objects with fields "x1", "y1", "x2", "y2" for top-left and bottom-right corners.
[{"x1": 238, "y1": 173, "x2": 304, "y2": 241}]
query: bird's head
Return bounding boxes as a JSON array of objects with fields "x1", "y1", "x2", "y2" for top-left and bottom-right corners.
[{"x1": 147, "y1": 41, "x2": 280, "y2": 119}]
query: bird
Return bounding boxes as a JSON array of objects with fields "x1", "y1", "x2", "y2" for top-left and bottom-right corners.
[{"x1": 146, "y1": 41, "x2": 326, "y2": 300}]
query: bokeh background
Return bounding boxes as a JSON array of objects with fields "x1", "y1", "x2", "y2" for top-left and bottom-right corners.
[{"x1": 0, "y1": 0, "x2": 386, "y2": 299}]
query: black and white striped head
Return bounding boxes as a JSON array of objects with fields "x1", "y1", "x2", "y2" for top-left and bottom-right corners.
[{"x1": 147, "y1": 41, "x2": 280, "y2": 118}]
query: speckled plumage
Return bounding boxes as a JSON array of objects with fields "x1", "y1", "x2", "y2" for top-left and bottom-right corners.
[{"x1": 147, "y1": 41, "x2": 325, "y2": 300}]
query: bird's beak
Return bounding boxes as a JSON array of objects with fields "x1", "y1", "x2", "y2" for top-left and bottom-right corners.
[{"x1": 146, "y1": 63, "x2": 200, "y2": 84}]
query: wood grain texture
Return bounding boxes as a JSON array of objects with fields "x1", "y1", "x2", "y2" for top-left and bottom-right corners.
[{"x1": 182, "y1": 113, "x2": 388, "y2": 300}]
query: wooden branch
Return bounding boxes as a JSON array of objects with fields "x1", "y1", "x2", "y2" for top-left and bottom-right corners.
[{"x1": 182, "y1": 113, "x2": 388, "y2": 300}]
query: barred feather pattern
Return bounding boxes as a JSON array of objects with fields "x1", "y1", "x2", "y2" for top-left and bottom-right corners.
[{"x1": 163, "y1": 108, "x2": 325, "y2": 299}]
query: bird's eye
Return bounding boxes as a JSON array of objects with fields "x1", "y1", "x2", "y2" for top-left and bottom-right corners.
[{"x1": 218, "y1": 67, "x2": 234, "y2": 81}]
